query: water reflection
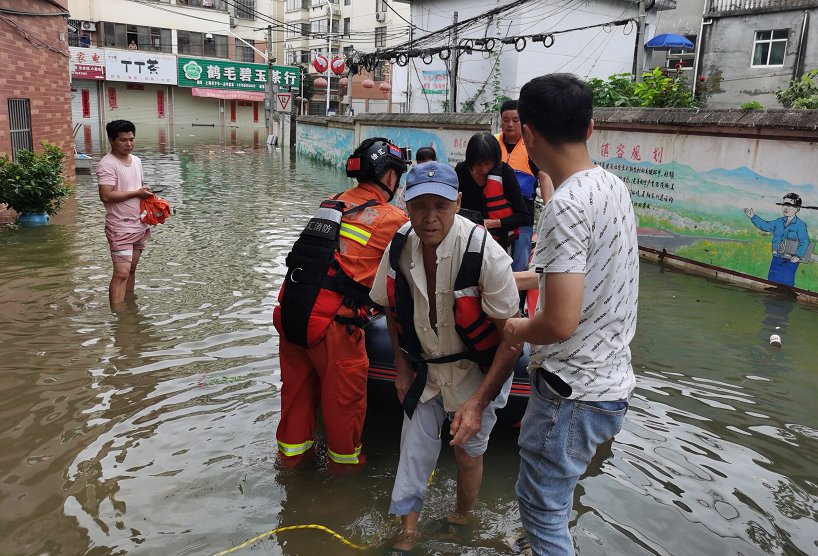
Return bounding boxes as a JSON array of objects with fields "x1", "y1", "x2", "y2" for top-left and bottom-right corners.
[{"x1": 0, "y1": 142, "x2": 817, "y2": 555}]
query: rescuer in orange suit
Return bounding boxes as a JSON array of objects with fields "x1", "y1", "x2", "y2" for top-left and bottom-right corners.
[{"x1": 273, "y1": 137, "x2": 410, "y2": 474}]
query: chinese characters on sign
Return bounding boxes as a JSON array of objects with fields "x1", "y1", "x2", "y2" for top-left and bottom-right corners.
[
  {"x1": 178, "y1": 57, "x2": 284, "y2": 92},
  {"x1": 105, "y1": 51, "x2": 178, "y2": 84},
  {"x1": 70, "y1": 47, "x2": 106, "y2": 80},
  {"x1": 421, "y1": 70, "x2": 448, "y2": 95},
  {"x1": 598, "y1": 141, "x2": 676, "y2": 211},
  {"x1": 271, "y1": 65, "x2": 300, "y2": 90}
]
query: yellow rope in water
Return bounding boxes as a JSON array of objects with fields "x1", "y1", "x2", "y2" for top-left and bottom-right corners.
[{"x1": 210, "y1": 524, "x2": 371, "y2": 556}]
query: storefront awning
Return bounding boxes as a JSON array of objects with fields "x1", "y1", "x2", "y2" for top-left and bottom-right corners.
[{"x1": 191, "y1": 88, "x2": 265, "y2": 102}]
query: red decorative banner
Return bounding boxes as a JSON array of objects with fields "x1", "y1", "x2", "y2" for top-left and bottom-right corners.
[
  {"x1": 81, "y1": 89, "x2": 91, "y2": 118},
  {"x1": 157, "y1": 90, "x2": 166, "y2": 119},
  {"x1": 253, "y1": 102, "x2": 259, "y2": 123},
  {"x1": 108, "y1": 87, "x2": 118, "y2": 109},
  {"x1": 230, "y1": 100, "x2": 237, "y2": 122}
]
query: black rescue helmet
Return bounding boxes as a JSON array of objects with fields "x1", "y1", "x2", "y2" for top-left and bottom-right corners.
[{"x1": 346, "y1": 137, "x2": 408, "y2": 183}]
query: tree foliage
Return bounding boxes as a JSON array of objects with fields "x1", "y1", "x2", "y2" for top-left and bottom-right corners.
[
  {"x1": 776, "y1": 69, "x2": 818, "y2": 109},
  {"x1": 589, "y1": 68, "x2": 700, "y2": 108}
]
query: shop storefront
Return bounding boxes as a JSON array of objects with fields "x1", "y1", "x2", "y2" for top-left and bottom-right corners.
[
  {"x1": 103, "y1": 50, "x2": 176, "y2": 128},
  {"x1": 69, "y1": 47, "x2": 106, "y2": 151}
]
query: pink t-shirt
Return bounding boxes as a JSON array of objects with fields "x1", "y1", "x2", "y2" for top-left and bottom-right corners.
[{"x1": 97, "y1": 153, "x2": 148, "y2": 233}]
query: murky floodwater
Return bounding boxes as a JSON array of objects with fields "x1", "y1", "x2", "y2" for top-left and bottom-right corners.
[{"x1": 1, "y1": 130, "x2": 817, "y2": 556}]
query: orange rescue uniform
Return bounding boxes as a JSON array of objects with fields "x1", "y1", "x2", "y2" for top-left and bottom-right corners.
[{"x1": 275, "y1": 182, "x2": 408, "y2": 473}]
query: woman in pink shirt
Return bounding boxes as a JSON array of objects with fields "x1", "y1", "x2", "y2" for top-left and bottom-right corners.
[{"x1": 97, "y1": 120, "x2": 154, "y2": 308}]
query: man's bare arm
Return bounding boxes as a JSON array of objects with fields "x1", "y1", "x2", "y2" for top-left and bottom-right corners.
[
  {"x1": 450, "y1": 316, "x2": 522, "y2": 446},
  {"x1": 505, "y1": 272, "x2": 584, "y2": 346},
  {"x1": 98, "y1": 184, "x2": 153, "y2": 203}
]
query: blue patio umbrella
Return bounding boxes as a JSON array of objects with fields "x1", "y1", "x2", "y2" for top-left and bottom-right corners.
[{"x1": 645, "y1": 33, "x2": 694, "y2": 49}]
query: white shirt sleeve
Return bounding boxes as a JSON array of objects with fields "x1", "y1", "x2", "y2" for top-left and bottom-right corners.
[
  {"x1": 479, "y1": 239, "x2": 519, "y2": 320},
  {"x1": 534, "y1": 196, "x2": 589, "y2": 273},
  {"x1": 369, "y1": 247, "x2": 392, "y2": 307}
]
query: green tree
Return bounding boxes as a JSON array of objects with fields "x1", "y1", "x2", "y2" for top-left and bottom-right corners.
[
  {"x1": 590, "y1": 68, "x2": 700, "y2": 108},
  {"x1": 776, "y1": 69, "x2": 818, "y2": 109}
]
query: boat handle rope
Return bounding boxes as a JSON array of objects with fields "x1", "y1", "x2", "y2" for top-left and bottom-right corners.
[{"x1": 210, "y1": 523, "x2": 371, "y2": 556}]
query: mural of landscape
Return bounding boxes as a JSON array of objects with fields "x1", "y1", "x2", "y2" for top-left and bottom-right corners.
[{"x1": 589, "y1": 130, "x2": 818, "y2": 293}]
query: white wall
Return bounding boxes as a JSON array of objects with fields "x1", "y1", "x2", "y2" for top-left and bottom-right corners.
[{"x1": 407, "y1": 0, "x2": 662, "y2": 113}]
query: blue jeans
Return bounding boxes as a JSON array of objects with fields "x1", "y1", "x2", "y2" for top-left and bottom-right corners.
[
  {"x1": 516, "y1": 369, "x2": 628, "y2": 555},
  {"x1": 512, "y1": 225, "x2": 534, "y2": 271}
]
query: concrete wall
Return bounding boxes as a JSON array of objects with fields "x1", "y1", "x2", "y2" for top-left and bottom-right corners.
[
  {"x1": 296, "y1": 108, "x2": 818, "y2": 297},
  {"x1": 295, "y1": 112, "x2": 494, "y2": 167},
  {"x1": 702, "y1": 8, "x2": 817, "y2": 108},
  {"x1": 406, "y1": 0, "x2": 664, "y2": 113}
]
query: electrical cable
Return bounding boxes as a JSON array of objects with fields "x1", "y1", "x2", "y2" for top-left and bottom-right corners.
[
  {"x1": 383, "y1": 0, "x2": 431, "y2": 33},
  {"x1": 0, "y1": 7, "x2": 69, "y2": 16},
  {"x1": 0, "y1": 13, "x2": 68, "y2": 57}
]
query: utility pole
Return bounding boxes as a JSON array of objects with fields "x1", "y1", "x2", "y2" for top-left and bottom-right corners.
[
  {"x1": 325, "y1": 0, "x2": 333, "y2": 116},
  {"x1": 265, "y1": 25, "x2": 275, "y2": 144},
  {"x1": 634, "y1": 0, "x2": 647, "y2": 82},
  {"x1": 448, "y1": 11, "x2": 458, "y2": 113},
  {"x1": 406, "y1": 26, "x2": 412, "y2": 113}
]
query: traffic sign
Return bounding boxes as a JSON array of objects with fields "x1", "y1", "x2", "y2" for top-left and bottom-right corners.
[{"x1": 275, "y1": 92, "x2": 292, "y2": 113}]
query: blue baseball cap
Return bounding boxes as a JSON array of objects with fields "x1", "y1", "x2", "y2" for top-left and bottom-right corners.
[{"x1": 404, "y1": 161, "x2": 459, "y2": 202}]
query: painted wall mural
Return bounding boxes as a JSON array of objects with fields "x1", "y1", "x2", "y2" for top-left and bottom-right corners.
[
  {"x1": 359, "y1": 125, "x2": 487, "y2": 166},
  {"x1": 589, "y1": 130, "x2": 818, "y2": 293},
  {"x1": 295, "y1": 125, "x2": 355, "y2": 168}
]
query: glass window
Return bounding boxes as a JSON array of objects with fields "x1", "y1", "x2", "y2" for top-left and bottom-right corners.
[
  {"x1": 234, "y1": 0, "x2": 255, "y2": 19},
  {"x1": 236, "y1": 43, "x2": 256, "y2": 63},
  {"x1": 375, "y1": 26, "x2": 386, "y2": 48},
  {"x1": 752, "y1": 29, "x2": 788, "y2": 67},
  {"x1": 343, "y1": 17, "x2": 350, "y2": 36}
]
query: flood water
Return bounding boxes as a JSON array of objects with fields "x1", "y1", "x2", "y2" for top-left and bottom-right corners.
[{"x1": 1, "y1": 132, "x2": 817, "y2": 556}]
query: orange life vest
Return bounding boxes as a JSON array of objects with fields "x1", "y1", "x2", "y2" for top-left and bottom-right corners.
[
  {"x1": 139, "y1": 195, "x2": 172, "y2": 225},
  {"x1": 483, "y1": 169, "x2": 519, "y2": 243},
  {"x1": 497, "y1": 133, "x2": 537, "y2": 200},
  {"x1": 385, "y1": 221, "x2": 502, "y2": 417},
  {"x1": 274, "y1": 198, "x2": 379, "y2": 348}
]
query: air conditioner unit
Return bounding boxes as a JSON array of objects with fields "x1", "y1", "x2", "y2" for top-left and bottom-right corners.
[
  {"x1": 229, "y1": 17, "x2": 237, "y2": 27},
  {"x1": 80, "y1": 21, "x2": 96, "y2": 32},
  {"x1": 375, "y1": 11, "x2": 386, "y2": 22}
]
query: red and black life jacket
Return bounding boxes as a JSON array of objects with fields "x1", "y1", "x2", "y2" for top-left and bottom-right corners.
[
  {"x1": 385, "y1": 221, "x2": 502, "y2": 416},
  {"x1": 483, "y1": 168, "x2": 519, "y2": 244},
  {"x1": 273, "y1": 198, "x2": 378, "y2": 348}
]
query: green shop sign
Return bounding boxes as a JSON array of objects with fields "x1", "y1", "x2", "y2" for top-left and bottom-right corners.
[{"x1": 177, "y1": 57, "x2": 299, "y2": 91}]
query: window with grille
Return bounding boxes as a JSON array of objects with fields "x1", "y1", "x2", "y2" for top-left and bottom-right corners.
[
  {"x1": 8, "y1": 99, "x2": 33, "y2": 163},
  {"x1": 234, "y1": 0, "x2": 255, "y2": 19},
  {"x1": 236, "y1": 43, "x2": 256, "y2": 62},
  {"x1": 375, "y1": 26, "x2": 386, "y2": 48},
  {"x1": 752, "y1": 29, "x2": 788, "y2": 67}
]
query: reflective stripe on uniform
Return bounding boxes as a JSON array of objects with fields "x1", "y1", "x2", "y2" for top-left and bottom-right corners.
[
  {"x1": 454, "y1": 286, "x2": 479, "y2": 298},
  {"x1": 277, "y1": 439, "x2": 315, "y2": 457},
  {"x1": 339, "y1": 222, "x2": 371, "y2": 246},
  {"x1": 327, "y1": 445, "x2": 362, "y2": 465}
]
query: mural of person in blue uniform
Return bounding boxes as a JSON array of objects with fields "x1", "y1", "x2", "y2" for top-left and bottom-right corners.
[{"x1": 744, "y1": 193, "x2": 810, "y2": 287}]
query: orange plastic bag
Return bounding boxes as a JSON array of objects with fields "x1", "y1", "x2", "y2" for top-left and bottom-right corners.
[{"x1": 139, "y1": 195, "x2": 172, "y2": 225}]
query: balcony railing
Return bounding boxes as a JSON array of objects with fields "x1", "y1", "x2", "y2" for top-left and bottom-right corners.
[{"x1": 707, "y1": 0, "x2": 818, "y2": 14}]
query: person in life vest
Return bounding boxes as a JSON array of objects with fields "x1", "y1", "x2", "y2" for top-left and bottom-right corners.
[
  {"x1": 454, "y1": 132, "x2": 530, "y2": 254},
  {"x1": 273, "y1": 137, "x2": 409, "y2": 474},
  {"x1": 370, "y1": 161, "x2": 521, "y2": 552},
  {"x1": 496, "y1": 100, "x2": 554, "y2": 272}
]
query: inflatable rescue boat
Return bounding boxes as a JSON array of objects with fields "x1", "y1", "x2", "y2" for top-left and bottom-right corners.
[{"x1": 364, "y1": 313, "x2": 532, "y2": 427}]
